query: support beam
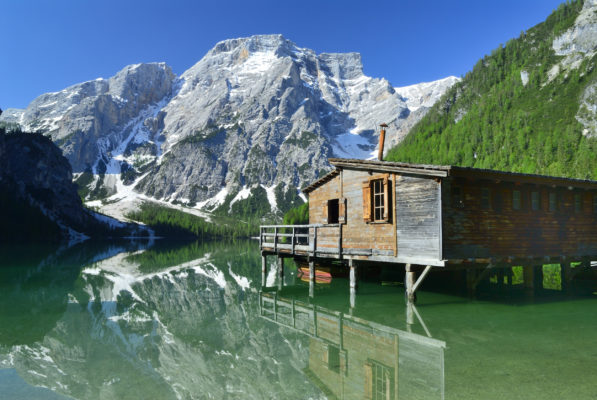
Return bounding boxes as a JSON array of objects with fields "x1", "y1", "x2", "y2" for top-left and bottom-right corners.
[{"x1": 405, "y1": 264, "x2": 432, "y2": 303}]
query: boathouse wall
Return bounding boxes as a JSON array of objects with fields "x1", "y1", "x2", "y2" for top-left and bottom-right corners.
[
  {"x1": 307, "y1": 168, "x2": 444, "y2": 265},
  {"x1": 441, "y1": 175, "x2": 597, "y2": 261},
  {"x1": 396, "y1": 175, "x2": 442, "y2": 265}
]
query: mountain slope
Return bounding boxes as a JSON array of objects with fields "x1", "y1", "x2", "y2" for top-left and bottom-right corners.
[
  {"x1": 1, "y1": 35, "x2": 457, "y2": 221},
  {"x1": 0, "y1": 129, "x2": 147, "y2": 242},
  {"x1": 387, "y1": 0, "x2": 597, "y2": 179}
]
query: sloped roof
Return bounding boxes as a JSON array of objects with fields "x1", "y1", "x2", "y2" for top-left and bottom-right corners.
[{"x1": 301, "y1": 158, "x2": 597, "y2": 194}]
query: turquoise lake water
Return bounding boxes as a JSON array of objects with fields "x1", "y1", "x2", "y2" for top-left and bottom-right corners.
[{"x1": 1, "y1": 240, "x2": 596, "y2": 399}]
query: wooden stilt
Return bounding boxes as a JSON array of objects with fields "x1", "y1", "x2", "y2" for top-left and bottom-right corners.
[
  {"x1": 405, "y1": 264, "x2": 416, "y2": 303},
  {"x1": 349, "y1": 259, "x2": 358, "y2": 290},
  {"x1": 534, "y1": 265, "x2": 544, "y2": 293},
  {"x1": 523, "y1": 264, "x2": 534, "y2": 296},
  {"x1": 560, "y1": 262, "x2": 570, "y2": 292},
  {"x1": 466, "y1": 268, "x2": 476, "y2": 298},
  {"x1": 277, "y1": 257, "x2": 284, "y2": 289},
  {"x1": 309, "y1": 260, "x2": 315, "y2": 298},
  {"x1": 261, "y1": 254, "x2": 267, "y2": 288},
  {"x1": 497, "y1": 268, "x2": 505, "y2": 291}
]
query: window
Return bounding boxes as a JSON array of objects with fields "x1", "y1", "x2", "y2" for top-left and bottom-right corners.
[
  {"x1": 373, "y1": 179, "x2": 385, "y2": 220},
  {"x1": 549, "y1": 192, "x2": 557, "y2": 212},
  {"x1": 481, "y1": 187, "x2": 490, "y2": 210},
  {"x1": 323, "y1": 198, "x2": 346, "y2": 224},
  {"x1": 362, "y1": 175, "x2": 391, "y2": 223},
  {"x1": 365, "y1": 361, "x2": 395, "y2": 400},
  {"x1": 327, "y1": 345, "x2": 340, "y2": 373},
  {"x1": 512, "y1": 190, "x2": 521, "y2": 210},
  {"x1": 531, "y1": 191, "x2": 540, "y2": 211},
  {"x1": 327, "y1": 199, "x2": 339, "y2": 223},
  {"x1": 574, "y1": 193, "x2": 582, "y2": 214}
]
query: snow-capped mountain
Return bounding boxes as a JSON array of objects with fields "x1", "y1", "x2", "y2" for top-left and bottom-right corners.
[{"x1": 0, "y1": 34, "x2": 458, "y2": 219}]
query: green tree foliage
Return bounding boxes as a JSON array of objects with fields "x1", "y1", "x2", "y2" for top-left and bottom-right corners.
[
  {"x1": 282, "y1": 201, "x2": 309, "y2": 225},
  {"x1": 126, "y1": 202, "x2": 258, "y2": 239},
  {"x1": 386, "y1": 0, "x2": 597, "y2": 180}
]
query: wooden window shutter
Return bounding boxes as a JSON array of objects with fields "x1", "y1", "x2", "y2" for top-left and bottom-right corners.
[
  {"x1": 363, "y1": 362, "x2": 373, "y2": 399},
  {"x1": 382, "y1": 175, "x2": 390, "y2": 221},
  {"x1": 362, "y1": 181, "x2": 372, "y2": 222},
  {"x1": 339, "y1": 198, "x2": 346, "y2": 223},
  {"x1": 322, "y1": 201, "x2": 328, "y2": 224}
]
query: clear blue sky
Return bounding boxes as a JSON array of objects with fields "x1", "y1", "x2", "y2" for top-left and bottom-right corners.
[{"x1": 1, "y1": 0, "x2": 566, "y2": 110}]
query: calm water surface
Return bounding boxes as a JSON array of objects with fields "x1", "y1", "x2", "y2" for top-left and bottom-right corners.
[{"x1": 1, "y1": 240, "x2": 597, "y2": 399}]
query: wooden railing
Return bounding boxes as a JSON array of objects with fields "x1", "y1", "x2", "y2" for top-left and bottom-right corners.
[{"x1": 259, "y1": 224, "x2": 342, "y2": 257}]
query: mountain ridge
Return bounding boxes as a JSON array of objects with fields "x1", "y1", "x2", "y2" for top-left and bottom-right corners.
[{"x1": 0, "y1": 34, "x2": 458, "y2": 222}]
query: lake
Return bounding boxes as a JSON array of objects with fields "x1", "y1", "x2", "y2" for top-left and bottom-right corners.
[{"x1": 1, "y1": 240, "x2": 597, "y2": 399}]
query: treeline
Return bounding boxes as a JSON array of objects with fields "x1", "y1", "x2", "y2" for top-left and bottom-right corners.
[
  {"x1": 387, "y1": 0, "x2": 597, "y2": 180},
  {"x1": 126, "y1": 202, "x2": 259, "y2": 239}
]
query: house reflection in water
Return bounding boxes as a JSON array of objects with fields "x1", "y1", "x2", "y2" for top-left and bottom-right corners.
[{"x1": 260, "y1": 292, "x2": 446, "y2": 399}]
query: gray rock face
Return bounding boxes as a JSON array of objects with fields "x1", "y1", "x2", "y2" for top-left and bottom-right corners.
[{"x1": 0, "y1": 35, "x2": 457, "y2": 217}]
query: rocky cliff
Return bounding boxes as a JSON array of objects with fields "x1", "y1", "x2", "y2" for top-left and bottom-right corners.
[{"x1": 0, "y1": 129, "x2": 147, "y2": 242}]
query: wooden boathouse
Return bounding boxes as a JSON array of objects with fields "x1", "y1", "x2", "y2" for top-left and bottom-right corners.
[{"x1": 260, "y1": 132, "x2": 597, "y2": 301}]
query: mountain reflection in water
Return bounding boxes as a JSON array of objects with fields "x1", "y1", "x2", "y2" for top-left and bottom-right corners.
[{"x1": 0, "y1": 240, "x2": 597, "y2": 399}]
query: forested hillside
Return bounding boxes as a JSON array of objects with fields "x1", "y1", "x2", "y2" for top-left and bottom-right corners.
[{"x1": 387, "y1": 0, "x2": 597, "y2": 179}]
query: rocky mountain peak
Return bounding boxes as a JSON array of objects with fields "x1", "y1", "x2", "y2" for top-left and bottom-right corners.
[{"x1": 0, "y1": 34, "x2": 458, "y2": 221}]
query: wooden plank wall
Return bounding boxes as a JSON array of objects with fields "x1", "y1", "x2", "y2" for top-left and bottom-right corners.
[
  {"x1": 308, "y1": 170, "x2": 396, "y2": 254},
  {"x1": 396, "y1": 176, "x2": 442, "y2": 261},
  {"x1": 442, "y1": 177, "x2": 597, "y2": 259}
]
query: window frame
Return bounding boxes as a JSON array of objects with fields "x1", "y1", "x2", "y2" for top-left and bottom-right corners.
[
  {"x1": 512, "y1": 189, "x2": 522, "y2": 211},
  {"x1": 362, "y1": 174, "x2": 391, "y2": 223},
  {"x1": 531, "y1": 190, "x2": 540, "y2": 211},
  {"x1": 481, "y1": 187, "x2": 491, "y2": 210},
  {"x1": 574, "y1": 193, "x2": 582, "y2": 214}
]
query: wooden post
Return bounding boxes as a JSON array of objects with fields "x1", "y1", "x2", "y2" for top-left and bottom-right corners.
[
  {"x1": 261, "y1": 254, "x2": 267, "y2": 287},
  {"x1": 309, "y1": 260, "x2": 315, "y2": 298},
  {"x1": 291, "y1": 227, "x2": 296, "y2": 255},
  {"x1": 277, "y1": 257, "x2": 284, "y2": 289},
  {"x1": 560, "y1": 262, "x2": 570, "y2": 292},
  {"x1": 406, "y1": 301, "x2": 414, "y2": 327},
  {"x1": 466, "y1": 268, "x2": 476, "y2": 298},
  {"x1": 338, "y1": 224, "x2": 342, "y2": 259},
  {"x1": 534, "y1": 265, "x2": 544, "y2": 293},
  {"x1": 405, "y1": 264, "x2": 416, "y2": 303},
  {"x1": 349, "y1": 259, "x2": 358, "y2": 291},
  {"x1": 523, "y1": 264, "x2": 534, "y2": 295},
  {"x1": 274, "y1": 227, "x2": 278, "y2": 252},
  {"x1": 497, "y1": 268, "x2": 504, "y2": 291}
]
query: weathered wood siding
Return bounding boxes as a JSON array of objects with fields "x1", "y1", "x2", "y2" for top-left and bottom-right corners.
[
  {"x1": 342, "y1": 170, "x2": 395, "y2": 254},
  {"x1": 442, "y1": 177, "x2": 597, "y2": 260},
  {"x1": 308, "y1": 169, "x2": 396, "y2": 255},
  {"x1": 396, "y1": 176, "x2": 442, "y2": 263}
]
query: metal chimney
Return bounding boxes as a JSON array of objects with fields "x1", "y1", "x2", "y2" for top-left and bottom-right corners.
[{"x1": 378, "y1": 123, "x2": 388, "y2": 161}]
